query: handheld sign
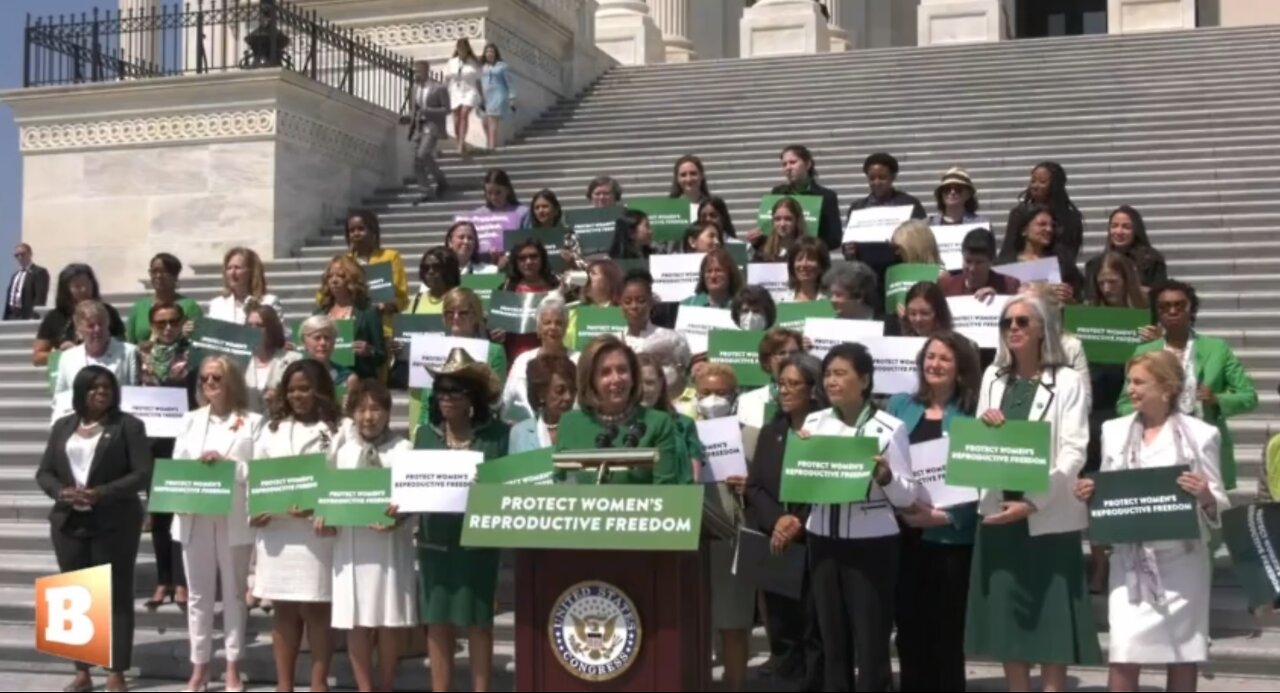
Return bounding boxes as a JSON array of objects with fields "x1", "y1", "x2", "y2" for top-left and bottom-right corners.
[
  {"x1": 1222, "y1": 504, "x2": 1280, "y2": 610},
  {"x1": 365, "y1": 263, "x2": 397, "y2": 305},
  {"x1": 747, "y1": 263, "x2": 790, "y2": 302},
  {"x1": 190, "y1": 319, "x2": 262, "y2": 372},
  {"x1": 453, "y1": 210, "x2": 525, "y2": 256},
  {"x1": 994, "y1": 257, "x2": 1062, "y2": 284},
  {"x1": 758, "y1": 194, "x2": 823, "y2": 235},
  {"x1": 248, "y1": 454, "x2": 327, "y2": 516},
  {"x1": 885, "y1": 263, "x2": 942, "y2": 314},
  {"x1": 674, "y1": 305, "x2": 738, "y2": 355},
  {"x1": 389, "y1": 450, "x2": 482, "y2": 513},
  {"x1": 488, "y1": 291, "x2": 548, "y2": 334},
  {"x1": 775, "y1": 301, "x2": 834, "y2": 332},
  {"x1": 122, "y1": 386, "x2": 190, "y2": 439},
  {"x1": 779, "y1": 433, "x2": 879, "y2": 504},
  {"x1": 843, "y1": 205, "x2": 915, "y2": 245},
  {"x1": 948, "y1": 295, "x2": 1009, "y2": 350},
  {"x1": 802, "y1": 318, "x2": 885, "y2": 360},
  {"x1": 565, "y1": 206, "x2": 625, "y2": 256},
  {"x1": 316, "y1": 468, "x2": 394, "y2": 528},
  {"x1": 695, "y1": 417, "x2": 748, "y2": 482},
  {"x1": 392, "y1": 314, "x2": 445, "y2": 341},
  {"x1": 1087, "y1": 466, "x2": 1199, "y2": 545},
  {"x1": 460, "y1": 273, "x2": 506, "y2": 308},
  {"x1": 407, "y1": 335, "x2": 492, "y2": 390},
  {"x1": 946, "y1": 418, "x2": 1052, "y2": 494},
  {"x1": 909, "y1": 438, "x2": 980, "y2": 510},
  {"x1": 708, "y1": 329, "x2": 768, "y2": 388},
  {"x1": 649, "y1": 253, "x2": 704, "y2": 304},
  {"x1": 475, "y1": 449, "x2": 556, "y2": 486},
  {"x1": 148, "y1": 459, "x2": 236, "y2": 515},
  {"x1": 573, "y1": 305, "x2": 627, "y2": 347},
  {"x1": 860, "y1": 336, "x2": 928, "y2": 396},
  {"x1": 933, "y1": 223, "x2": 989, "y2": 271},
  {"x1": 1063, "y1": 306, "x2": 1148, "y2": 365},
  {"x1": 628, "y1": 197, "x2": 695, "y2": 243}
]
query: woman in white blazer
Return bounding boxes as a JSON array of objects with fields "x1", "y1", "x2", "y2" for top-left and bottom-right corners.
[
  {"x1": 1076, "y1": 350, "x2": 1227, "y2": 692},
  {"x1": 206, "y1": 247, "x2": 283, "y2": 325},
  {"x1": 799, "y1": 342, "x2": 918, "y2": 692},
  {"x1": 964, "y1": 294, "x2": 1102, "y2": 690},
  {"x1": 171, "y1": 355, "x2": 263, "y2": 692}
]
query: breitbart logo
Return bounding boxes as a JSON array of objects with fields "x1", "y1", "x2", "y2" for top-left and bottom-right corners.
[{"x1": 35, "y1": 565, "x2": 111, "y2": 668}]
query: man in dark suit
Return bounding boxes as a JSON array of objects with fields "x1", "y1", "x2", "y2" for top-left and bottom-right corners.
[
  {"x1": 399, "y1": 59, "x2": 451, "y2": 206},
  {"x1": 4, "y1": 243, "x2": 50, "y2": 320}
]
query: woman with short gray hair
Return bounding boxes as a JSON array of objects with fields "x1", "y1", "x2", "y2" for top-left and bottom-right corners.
[
  {"x1": 966, "y1": 293, "x2": 1101, "y2": 689},
  {"x1": 54, "y1": 300, "x2": 140, "y2": 396},
  {"x1": 823, "y1": 262, "x2": 878, "y2": 320},
  {"x1": 501, "y1": 296, "x2": 578, "y2": 423}
]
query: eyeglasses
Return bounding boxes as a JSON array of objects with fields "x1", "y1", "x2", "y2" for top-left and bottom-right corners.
[
  {"x1": 777, "y1": 379, "x2": 807, "y2": 393},
  {"x1": 1157, "y1": 300, "x2": 1189, "y2": 313},
  {"x1": 999, "y1": 315, "x2": 1033, "y2": 331},
  {"x1": 436, "y1": 389, "x2": 468, "y2": 400},
  {"x1": 200, "y1": 373, "x2": 224, "y2": 384},
  {"x1": 152, "y1": 318, "x2": 183, "y2": 328},
  {"x1": 942, "y1": 186, "x2": 967, "y2": 196},
  {"x1": 421, "y1": 263, "x2": 442, "y2": 274},
  {"x1": 517, "y1": 254, "x2": 540, "y2": 263}
]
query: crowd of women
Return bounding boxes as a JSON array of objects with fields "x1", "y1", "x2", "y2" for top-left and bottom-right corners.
[{"x1": 31, "y1": 146, "x2": 1260, "y2": 692}]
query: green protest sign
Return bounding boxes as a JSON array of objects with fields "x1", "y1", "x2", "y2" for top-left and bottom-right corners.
[
  {"x1": 946, "y1": 418, "x2": 1052, "y2": 493},
  {"x1": 724, "y1": 240, "x2": 750, "y2": 271},
  {"x1": 248, "y1": 454, "x2": 327, "y2": 516},
  {"x1": 316, "y1": 467, "x2": 393, "y2": 528},
  {"x1": 47, "y1": 351, "x2": 60, "y2": 394},
  {"x1": 757, "y1": 194, "x2": 823, "y2": 235},
  {"x1": 1222, "y1": 504, "x2": 1280, "y2": 610},
  {"x1": 475, "y1": 449, "x2": 555, "y2": 485},
  {"x1": 1087, "y1": 466, "x2": 1199, "y2": 545},
  {"x1": 565, "y1": 206, "x2": 625, "y2": 256},
  {"x1": 503, "y1": 227, "x2": 569, "y2": 273},
  {"x1": 489, "y1": 291, "x2": 547, "y2": 334},
  {"x1": 148, "y1": 459, "x2": 236, "y2": 515},
  {"x1": 1064, "y1": 306, "x2": 1149, "y2": 365},
  {"x1": 779, "y1": 434, "x2": 879, "y2": 504},
  {"x1": 190, "y1": 319, "x2": 262, "y2": 372},
  {"x1": 708, "y1": 329, "x2": 768, "y2": 388},
  {"x1": 461, "y1": 273, "x2": 506, "y2": 309},
  {"x1": 461, "y1": 484, "x2": 704, "y2": 551},
  {"x1": 775, "y1": 301, "x2": 835, "y2": 331},
  {"x1": 393, "y1": 314, "x2": 445, "y2": 340},
  {"x1": 628, "y1": 197, "x2": 694, "y2": 243},
  {"x1": 365, "y1": 263, "x2": 397, "y2": 305},
  {"x1": 885, "y1": 263, "x2": 943, "y2": 314},
  {"x1": 293, "y1": 318, "x2": 356, "y2": 367},
  {"x1": 574, "y1": 305, "x2": 626, "y2": 346}
]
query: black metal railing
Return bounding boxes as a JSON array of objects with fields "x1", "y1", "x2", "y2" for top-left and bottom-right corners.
[{"x1": 24, "y1": 0, "x2": 413, "y2": 112}]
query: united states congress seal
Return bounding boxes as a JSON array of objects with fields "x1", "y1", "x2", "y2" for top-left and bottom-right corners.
[{"x1": 548, "y1": 580, "x2": 642, "y2": 682}]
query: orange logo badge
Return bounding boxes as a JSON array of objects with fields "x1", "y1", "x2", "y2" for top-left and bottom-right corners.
[{"x1": 35, "y1": 564, "x2": 112, "y2": 669}]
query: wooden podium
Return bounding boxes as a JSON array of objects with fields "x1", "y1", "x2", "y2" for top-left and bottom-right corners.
[{"x1": 510, "y1": 449, "x2": 715, "y2": 691}]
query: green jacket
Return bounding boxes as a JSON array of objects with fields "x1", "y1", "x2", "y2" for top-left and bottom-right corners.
[
  {"x1": 1117, "y1": 334, "x2": 1257, "y2": 489},
  {"x1": 554, "y1": 407, "x2": 688, "y2": 485},
  {"x1": 414, "y1": 417, "x2": 510, "y2": 547}
]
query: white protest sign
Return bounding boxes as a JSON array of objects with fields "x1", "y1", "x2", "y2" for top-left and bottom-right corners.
[
  {"x1": 842, "y1": 205, "x2": 915, "y2": 245},
  {"x1": 995, "y1": 257, "x2": 1062, "y2": 285},
  {"x1": 861, "y1": 336, "x2": 927, "y2": 395},
  {"x1": 696, "y1": 416, "x2": 748, "y2": 483},
  {"x1": 802, "y1": 318, "x2": 885, "y2": 360},
  {"x1": 675, "y1": 305, "x2": 739, "y2": 355},
  {"x1": 649, "y1": 253, "x2": 705, "y2": 304},
  {"x1": 934, "y1": 223, "x2": 989, "y2": 271},
  {"x1": 910, "y1": 437, "x2": 980, "y2": 510},
  {"x1": 388, "y1": 450, "x2": 482, "y2": 513},
  {"x1": 948, "y1": 295, "x2": 1010, "y2": 350},
  {"x1": 408, "y1": 336, "x2": 493, "y2": 389},
  {"x1": 122, "y1": 386, "x2": 190, "y2": 439},
  {"x1": 747, "y1": 263, "x2": 791, "y2": 302}
]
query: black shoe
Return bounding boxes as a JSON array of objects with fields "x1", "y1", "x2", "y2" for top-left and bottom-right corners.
[
  {"x1": 412, "y1": 194, "x2": 433, "y2": 207},
  {"x1": 435, "y1": 180, "x2": 450, "y2": 197}
]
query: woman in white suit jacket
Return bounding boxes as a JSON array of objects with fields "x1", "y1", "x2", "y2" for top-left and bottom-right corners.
[
  {"x1": 171, "y1": 355, "x2": 263, "y2": 692},
  {"x1": 1077, "y1": 350, "x2": 1227, "y2": 692},
  {"x1": 964, "y1": 294, "x2": 1102, "y2": 691}
]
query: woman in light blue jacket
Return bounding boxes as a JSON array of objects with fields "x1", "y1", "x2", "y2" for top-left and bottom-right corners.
[
  {"x1": 508, "y1": 353, "x2": 576, "y2": 454},
  {"x1": 481, "y1": 43, "x2": 515, "y2": 152}
]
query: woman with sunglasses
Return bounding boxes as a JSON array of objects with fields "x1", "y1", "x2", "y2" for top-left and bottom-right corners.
[
  {"x1": 1118, "y1": 280, "x2": 1257, "y2": 491},
  {"x1": 139, "y1": 302, "x2": 195, "y2": 613},
  {"x1": 928, "y1": 167, "x2": 989, "y2": 226},
  {"x1": 391, "y1": 248, "x2": 462, "y2": 388},
  {"x1": 966, "y1": 294, "x2": 1101, "y2": 691},
  {"x1": 125, "y1": 253, "x2": 202, "y2": 346}
]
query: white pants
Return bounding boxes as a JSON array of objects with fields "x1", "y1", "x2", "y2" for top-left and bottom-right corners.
[{"x1": 183, "y1": 515, "x2": 252, "y2": 665}]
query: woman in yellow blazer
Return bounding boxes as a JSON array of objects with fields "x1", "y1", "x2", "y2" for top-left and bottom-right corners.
[{"x1": 342, "y1": 210, "x2": 410, "y2": 340}]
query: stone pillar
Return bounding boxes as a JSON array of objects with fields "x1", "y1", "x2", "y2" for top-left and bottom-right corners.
[
  {"x1": 648, "y1": 0, "x2": 696, "y2": 62},
  {"x1": 596, "y1": 0, "x2": 666, "y2": 65},
  {"x1": 118, "y1": 0, "x2": 162, "y2": 69},
  {"x1": 740, "y1": 0, "x2": 831, "y2": 58},
  {"x1": 822, "y1": 0, "x2": 856, "y2": 51},
  {"x1": 1108, "y1": 0, "x2": 1197, "y2": 33},
  {"x1": 918, "y1": 0, "x2": 1012, "y2": 45}
]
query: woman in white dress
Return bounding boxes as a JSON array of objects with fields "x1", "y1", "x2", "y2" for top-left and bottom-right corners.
[
  {"x1": 447, "y1": 38, "x2": 483, "y2": 157},
  {"x1": 1075, "y1": 350, "x2": 1227, "y2": 692},
  {"x1": 243, "y1": 304, "x2": 302, "y2": 415},
  {"x1": 325, "y1": 379, "x2": 417, "y2": 692},
  {"x1": 251, "y1": 359, "x2": 341, "y2": 692},
  {"x1": 172, "y1": 355, "x2": 263, "y2": 693},
  {"x1": 207, "y1": 247, "x2": 283, "y2": 325}
]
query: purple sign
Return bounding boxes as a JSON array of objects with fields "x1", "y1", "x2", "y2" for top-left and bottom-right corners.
[{"x1": 454, "y1": 208, "x2": 527, "y2": 255}]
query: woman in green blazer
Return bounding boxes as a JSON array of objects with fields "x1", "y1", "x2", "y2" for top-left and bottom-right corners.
[
  {"x1": 1118, "y1": 280, "x2": 1257, "y2": 489},
  {"x1": 554, "y1": 335, "x2": 688, "y2": 485},
  {"x1": 411, "y1": 348, "x2": 509, "y2": 693},
  {"x1": 315, "y1": 256, "x2": 387, "y2": 381}
]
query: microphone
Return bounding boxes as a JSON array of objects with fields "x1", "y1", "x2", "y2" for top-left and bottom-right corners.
[
  {"x1": 622, "y1": 421, "x2": 648, "y2": 448},
  {"x1": 596, "y1": 423, "x2": 619, "y2": 448}
]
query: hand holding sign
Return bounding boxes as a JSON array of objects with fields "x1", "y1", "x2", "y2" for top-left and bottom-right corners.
[{"x1": 984, "y1": 501, "x2": 1035, "y2": 526}]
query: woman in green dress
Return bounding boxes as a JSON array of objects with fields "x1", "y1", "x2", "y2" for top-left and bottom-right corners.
[
  {"x1": 411, "y1": 347, "x2": 508, "y2": 693},
  {"x1": 965, "y1": 293, "x2": 1102, "y2": 690},
  {"x1": 125, "y1": 252, "x2": 203, "y2": 345},
  {"x1": 555, "y1": 335, "x2": 687, "y2": 485}
]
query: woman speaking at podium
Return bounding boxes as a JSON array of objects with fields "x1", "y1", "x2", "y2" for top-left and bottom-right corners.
[{"x1": 554, "y1": 335, "x2": 688, "y2": 485}]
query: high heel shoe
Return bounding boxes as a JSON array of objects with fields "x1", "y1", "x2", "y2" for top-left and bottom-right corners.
[{"x1": 143, "y1": 586, "x2": 172, "y2": 611}]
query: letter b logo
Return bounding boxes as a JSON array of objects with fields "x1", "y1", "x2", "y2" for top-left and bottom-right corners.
[{"x1": 35, "y1": 564, "x2": 111, "y2": 669}]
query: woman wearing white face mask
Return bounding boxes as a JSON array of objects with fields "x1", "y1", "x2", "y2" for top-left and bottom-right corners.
[
  {"x1": 737, "y1": 328, "x2": 804, "y2": 430},
  {"x1": 731, "y1": 286, "x2": 777, "y2": 332}
]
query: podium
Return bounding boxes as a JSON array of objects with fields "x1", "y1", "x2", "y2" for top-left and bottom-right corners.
[{"x1": 474, "y1": 449, "x2": 718, "y2": 691}]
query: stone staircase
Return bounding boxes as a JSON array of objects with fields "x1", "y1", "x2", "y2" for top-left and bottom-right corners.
[{"x1": 1, "y1": 23, "x2": 1280, "y2": 685}]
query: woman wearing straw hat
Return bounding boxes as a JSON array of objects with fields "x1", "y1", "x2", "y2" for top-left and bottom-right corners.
[
  {"x1": 928, "y1": 167, "x2": 990, "y2": 227},
  {"x1": 412, "y1": 347, "x2": 508, "y2": 693}
]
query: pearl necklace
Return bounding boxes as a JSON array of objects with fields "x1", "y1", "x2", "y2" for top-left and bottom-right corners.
[{"x1": 445, "y1": 429, "x2": 474, "y2": 450}]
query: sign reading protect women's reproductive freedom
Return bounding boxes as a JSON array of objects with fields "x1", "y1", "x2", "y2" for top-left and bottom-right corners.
[
  {"x1": 695, "y1": 417, "x2": 748, "y2": 482},
  {"x1": 388, "y1": 450, "x2": 482, "y2": 513}
]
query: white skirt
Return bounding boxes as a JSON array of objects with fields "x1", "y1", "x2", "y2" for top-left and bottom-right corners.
[
  {"x1": 253, "y1": 515, "x2": 335, "y2": 603},
  {"x1": 1107, "y1": 541, "x2": 1211, "y2": 664},
  {"x1": 330, "y1": 524, "x2": 419, "y2": 629},
  {"x1": 450, "y1": 83, "x2": 482, "y2": 110}
]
